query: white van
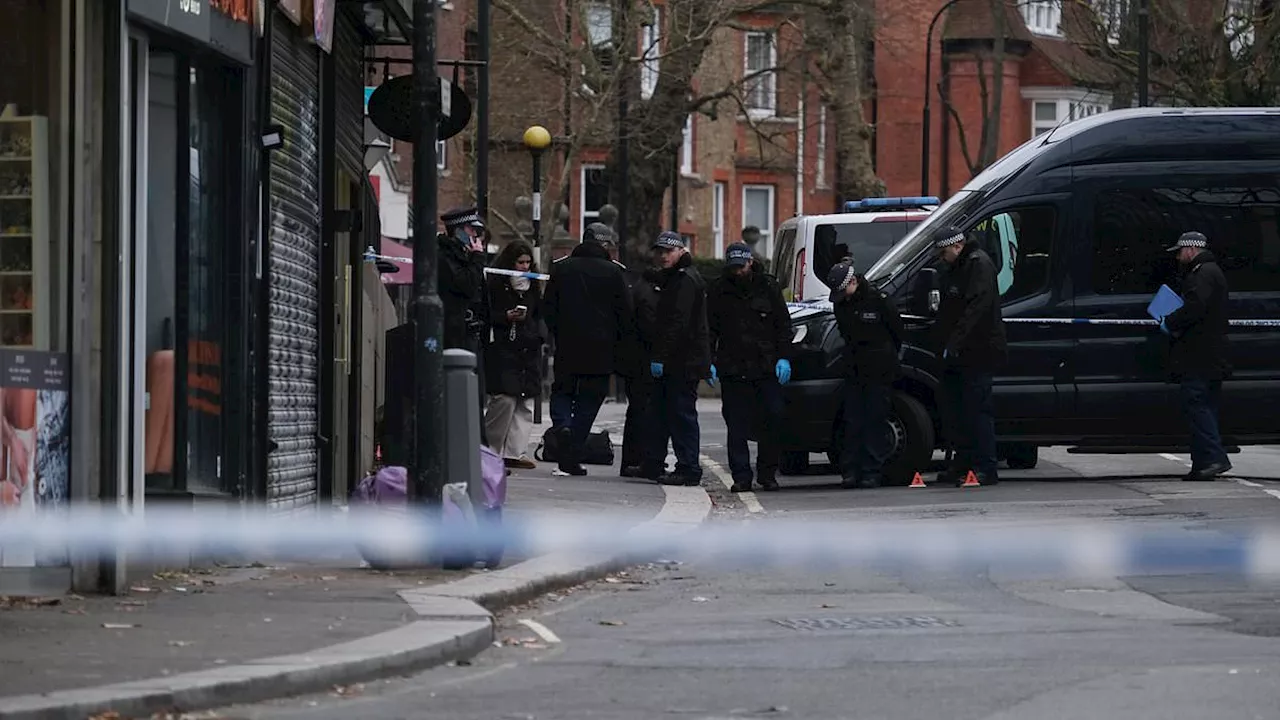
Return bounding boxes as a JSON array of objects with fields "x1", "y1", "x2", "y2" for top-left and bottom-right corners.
[{"x1": 771, "y1": 197, "x2": 939, "y2": 302}]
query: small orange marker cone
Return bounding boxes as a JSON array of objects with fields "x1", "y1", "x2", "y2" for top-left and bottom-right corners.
[
  {"x1": 909, "y1": 472, "x2": 927, "y2": 488},
  {"x1": 960, "y1": 470, "x2": 981, "y2": 487}
]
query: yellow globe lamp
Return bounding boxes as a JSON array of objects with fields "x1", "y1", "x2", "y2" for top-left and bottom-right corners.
[{"x1": 523, "y1": 125, "x2": 552, "y2": 152}]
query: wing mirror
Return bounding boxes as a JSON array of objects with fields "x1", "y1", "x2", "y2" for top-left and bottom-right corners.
[{"x1": 914, "y1": 266, "x2": 941, "y2": 316}]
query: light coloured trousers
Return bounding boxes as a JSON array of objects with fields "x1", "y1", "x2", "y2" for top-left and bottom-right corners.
[{"x1": 484, "y1": 394, "x2": 534, "y2": 459}]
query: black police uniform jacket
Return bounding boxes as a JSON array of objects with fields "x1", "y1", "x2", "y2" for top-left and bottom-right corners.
[
  {"x1": 620, "y1": 261, "x2": 661, "y2": 379},
  {"x1": 438, "y1": 232, "x2": 487, "y2": 350},
  {"x1": 646, "y1": 253, "x2": 712, "y2": 380},
  {"x1": 707, "y1": 262, "x2": 792, "y2": 381},
  {"x1": 484, "y1": 276, "x2": 545, "y2": 398},
  {"x1": 1165, "y1": 250, "x2": 1232, "y2": 381},
  {"x1": 933, "y1": 244, "x2": 1008, "y2": 372},
  {"x1": 543, "y1": 242, "x2": 635, "y2": 376},
  {"x1": 834, "y1": 277, "x2": 906, "y2": 383}
]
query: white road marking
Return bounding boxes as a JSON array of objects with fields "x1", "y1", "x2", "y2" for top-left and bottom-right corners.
[
  {"x1": 1159, "y1": 453, "x2": 1191, "y2": 467},
  {"x1": 1265, "y1": 489, "x2": 1280, "y2": 502},
  {"x1": 1234, "y1": 478, "x2": 1264, "y2": 488},
  {"x1": 517, "y1": 618, "x2": 562, "y2": 644},
  {"x1": 699, "y1": 454, "x2": 764, "y2": 514}
]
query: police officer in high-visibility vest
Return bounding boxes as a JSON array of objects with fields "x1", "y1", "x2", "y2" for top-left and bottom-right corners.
[{"x1": 827, "y1": 258, "x2": 904, "y2": 489}]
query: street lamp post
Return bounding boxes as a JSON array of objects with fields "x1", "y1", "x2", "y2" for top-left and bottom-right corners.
[
  {"x1": 410, "y1": 0, "x2": 443, "y2": 512},
  {"x1": 921, "y1": 0, "x2": 962, "y2": 198},
  {"x1": 522, "y1": 125, "x2": 552, "y2": 249},
  {"x1": 1137, "y1": 0, "x2": 1150, "y2": 106}
]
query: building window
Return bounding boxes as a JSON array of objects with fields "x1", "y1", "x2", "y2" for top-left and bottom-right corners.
[
  {"x1": 742, "y1": 185, "x2": 776, "y2": 258},
  {"x1": 640, "y1": 6, "x2": 662, "y2": 99},
  {"x1": 1021, "y1": 0, "x2": 1061, "y2": 36},
  {"x1": 1092, "y1": 0, "x2": 1128, "y2": 44},
  {"x1": 436, "y1": 139, "x2": 447, "y2": 170},
  {"x1": 583, "y1": 3, "x2": 613, "y2": 92},
  {"x1": 816, "y1": 105, "x2": 828, "y2": 189},
  {"x1": 1226, "y1": 0, "x2": 1255, "y2": 56},
  {"x1": 579, "y1": 164, "x2": 609, "y2": 235},
  {"x1": 744, "y1": 32, "x2": 776, "y2": 116},
  {"x1": 680, "y1": 115, "x2": 694, "y2": 174},
  {"x1": 713, "y1": 182, "x2": 726, "y2": 258},
  {"x1": 1030, "y1": 95, "x2": 1109, "y2": 136}
]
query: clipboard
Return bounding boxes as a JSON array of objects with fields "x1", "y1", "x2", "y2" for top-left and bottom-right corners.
[{"x1": 1147, "y1": 284, "x2": 1183, "y2": 321}]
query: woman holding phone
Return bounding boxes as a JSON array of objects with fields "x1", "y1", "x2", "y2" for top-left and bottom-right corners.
[{"x1": 483, "y1": 241, "x2": 545, "y2": 469}]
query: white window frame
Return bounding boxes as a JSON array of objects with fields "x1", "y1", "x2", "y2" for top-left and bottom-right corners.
[
  {"x1": 1226, "y1": 0, "x2": 1255, "y2": 56},
  {"x1": 743, "y1": 32, "x2": 777, "y2": 117},
  {"x1": 816, "y1": 105, "x2": 828, "y2": 189},
  {"x1": 680, "y1": 115, "x2": 694, "y2": 175},
  {"x1": 742, "y1": 184, "x2": 776, "y2": 259},
  {"x1": 436, "y1": 139, "x2": 447, "y2": 170},
  {"x1": 579, "y1": 163, "x2": 607, "y2": 234},
  {"x1": 1020, "y1": 0, "x2": 1062, "y2": 37},
  {"x1": 1022, "y1": 87, "x2": 1113, "y2": 137},
  {"x1": 640, "y1": 6, "x2": 662, "y2": 100},
  {"x1": 582, "y1": 2, "x2": 613, "y2": 93},
  {"x1": 713, "y1": 182, "x2": 726, "y2": 259}
]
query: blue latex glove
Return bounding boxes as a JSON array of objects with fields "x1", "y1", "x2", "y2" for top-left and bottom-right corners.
[
  {"x1": 775, "y1": 359, "x2": 792, "y2": 385},
  {"x1": 708, "y1": 365, "x2": 718, "y2": 387},
  {"x1": 650, "y1": 361, "x2": 664, "y2": 379}
]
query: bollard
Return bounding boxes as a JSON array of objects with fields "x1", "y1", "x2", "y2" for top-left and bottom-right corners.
[{"x1": 443, "y1": 349, "x2": 483, "y2": 508}]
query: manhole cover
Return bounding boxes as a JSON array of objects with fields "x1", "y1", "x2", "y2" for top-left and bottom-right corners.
[{"x1": 771, "y1": 616, "x2": 961, "y2": 631}]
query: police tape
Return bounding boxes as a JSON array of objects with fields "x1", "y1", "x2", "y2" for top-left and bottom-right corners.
[
  {"x1": 788, "y1": 302, "x2": 1280, "y2": 328},
  {"x1": 3, "y1": 506, "x2": 1280, "y2": 577},
  {"x1": 361, "y1": 247, "x2": 551, "y2": 281}
]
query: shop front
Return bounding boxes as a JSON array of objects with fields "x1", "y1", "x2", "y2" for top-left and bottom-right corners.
[
  {"x1": 111, "y1": 0, "x2": 256, "y2": 516},
  {"x1": 0, "y1": 0, "x2": 76, "y2": 588}
]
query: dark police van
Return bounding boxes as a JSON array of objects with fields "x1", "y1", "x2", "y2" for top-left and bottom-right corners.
[{"x1": 772, "y1": 107, "x2": 1280, "y2": 484}]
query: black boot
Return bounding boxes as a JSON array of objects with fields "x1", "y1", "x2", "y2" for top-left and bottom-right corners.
[
  {"x1": 730, "y1": 479, "x2": 753, "y2": 493},
  {"x1": 555, "y1": 427, "x2": 588, "y2": 477},
  {"x1": 856, "y1": 474, "x2": 882, "y2": 489},
  {"x1": 756, "y1": 471, "x2": 780, "y2": 492}
]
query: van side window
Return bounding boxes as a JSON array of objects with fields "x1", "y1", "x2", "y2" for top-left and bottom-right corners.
[
  {"x1": 966, "y1": 207, "x2": 1054, "y2": 303},
  {"x1": 1091, "y1": 186, "x2": 1280, "y2": 294},
  {"x1": 773, "y1": 227, "x2": 798, "y2": 300}
]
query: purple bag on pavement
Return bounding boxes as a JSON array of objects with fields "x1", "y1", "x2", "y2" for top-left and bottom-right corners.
[
  {"x1": 353, "y1": 465, "x2": 407, "y2": 506},
  {"x1": 479, "y1": 444, "x2": 507, "y2": 510}
]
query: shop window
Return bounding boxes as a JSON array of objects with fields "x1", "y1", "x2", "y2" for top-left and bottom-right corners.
[{"x1": 1091, "y1": 185, "x2": 1280, "y2": 295}]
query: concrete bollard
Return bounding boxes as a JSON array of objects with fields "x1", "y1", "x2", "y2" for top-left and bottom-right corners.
[{"x1": 443, "y1": 349, "x2": 482, "y2": 508}]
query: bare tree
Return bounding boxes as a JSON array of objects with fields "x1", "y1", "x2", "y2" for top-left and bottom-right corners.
[{"x1": 939, "y1": 0, "x2": 1012, "y2": 178}]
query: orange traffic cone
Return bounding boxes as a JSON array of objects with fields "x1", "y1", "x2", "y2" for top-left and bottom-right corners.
[
  {"x1": 960, "y1": 470, "x2": 981, "y2": 487},
  {"x1": 909, "y1": 472, "x2": 927, "y2": 488}
]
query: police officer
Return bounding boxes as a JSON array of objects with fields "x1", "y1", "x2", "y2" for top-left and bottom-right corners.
[
  {"x1": 439, "y1": 207, "x2": 489, "y2": 415},
  {"x1": 643, "y1": 231, "x2": 711, "y2": 486},
  {"x1": 707, "y1": 242, "x2": 792, "y2": 493},
  {"x1": 932, "y1": 225, "x2": 1007, "y2": 486},
  {"x1": 827, "y1": 258, "x2": 905, "y2": 489},
  {"x1": 614, "y1": 235, "x2": 662, "y2": 478},
  {"x1": 1159, "y1": 231, "x2": 1232, "y2": 481}
]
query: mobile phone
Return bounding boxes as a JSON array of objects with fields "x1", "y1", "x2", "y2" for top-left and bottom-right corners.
[{"x1": 515, "y1": 305, "x2": 528, "y2": 315}]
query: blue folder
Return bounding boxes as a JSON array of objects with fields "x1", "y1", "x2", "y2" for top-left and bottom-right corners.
[{"x1": 1147, "y1": 284, "x2": 1184, "y2": 321}]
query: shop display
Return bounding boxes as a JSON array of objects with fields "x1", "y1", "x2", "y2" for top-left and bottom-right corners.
[{"x1": 0, "y1": 116, "x2": 49, "y2": 350}]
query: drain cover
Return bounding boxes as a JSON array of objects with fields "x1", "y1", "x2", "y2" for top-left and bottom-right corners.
[{"x1": 772, "y1": 616, "x2": 961, "y2": 631}]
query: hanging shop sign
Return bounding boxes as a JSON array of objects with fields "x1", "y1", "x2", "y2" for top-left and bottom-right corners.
[
  {"x1": 366, "y1": 75, "x2": 473, "y2": 144},
  {"x1": 314, "y1": 0, "x2": 336, "y2": 53}
]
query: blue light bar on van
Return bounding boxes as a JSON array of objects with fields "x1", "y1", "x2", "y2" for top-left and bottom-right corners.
[{"x1": 844, "y1": 196, "x2": 941, "y2": 213}]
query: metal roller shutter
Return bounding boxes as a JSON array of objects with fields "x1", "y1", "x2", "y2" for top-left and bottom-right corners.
[
  {"x1": 267, "y1": 21, "x2": 322, "y2": 510},
  {"x1": 333, "y1": 13, "x2": 365, "y2": 179}
]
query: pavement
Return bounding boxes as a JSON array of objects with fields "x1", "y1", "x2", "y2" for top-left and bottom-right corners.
[
  {"x1": 0, "y1": 399, "x2": 711, "y2": 720},
  {"x1": 204, "y1": 401, "x2": 1280, "y2": 720}
]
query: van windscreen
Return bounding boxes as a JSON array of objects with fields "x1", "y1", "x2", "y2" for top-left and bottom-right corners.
[{"x1": 813, "y1": 220, "x2": 921, "y2": 288}]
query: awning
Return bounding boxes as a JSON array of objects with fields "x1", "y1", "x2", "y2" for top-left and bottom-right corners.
[{"x1": 380, "y1": 237, "x2": 413, "y2": 286}]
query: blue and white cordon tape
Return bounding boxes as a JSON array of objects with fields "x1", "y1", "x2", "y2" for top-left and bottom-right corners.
[
  {"x1": 363, "y1": 246, "x2": 550, "y2": 281},
  {"x1": 787, "y1": 300, "x2": 1280, "y2": 328}
]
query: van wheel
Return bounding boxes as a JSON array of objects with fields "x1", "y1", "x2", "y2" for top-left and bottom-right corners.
[
  {"x1": 884, "y1": 393, "x2": 936, "y2": 486},
  {"x1": 779, "y1": 451, "x2": 810, "y2": 476},
  {"x1": 1004, "y1": 443, "x2": 1039, "y2": 470}
]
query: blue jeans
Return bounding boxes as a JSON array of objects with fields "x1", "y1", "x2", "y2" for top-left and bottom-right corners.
[
  {"x1": 647, "y1": 377, "x2": 702, "y2": 479},
  {"x1": 841, "y1": 380, "x2": 891, "y2": 481},
  {"x1": 549, "y1": 374, "x2": 611, "y2": 465},
  {"x1": 941, "y1": 368, "x2": 997, "y2": 478},
  {"x1": 1180, "y1": 377, "x2": 1227, "y2": 469},
  {"x1": 721, "y1": 377, "x2": 783, "y2": 482}
]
